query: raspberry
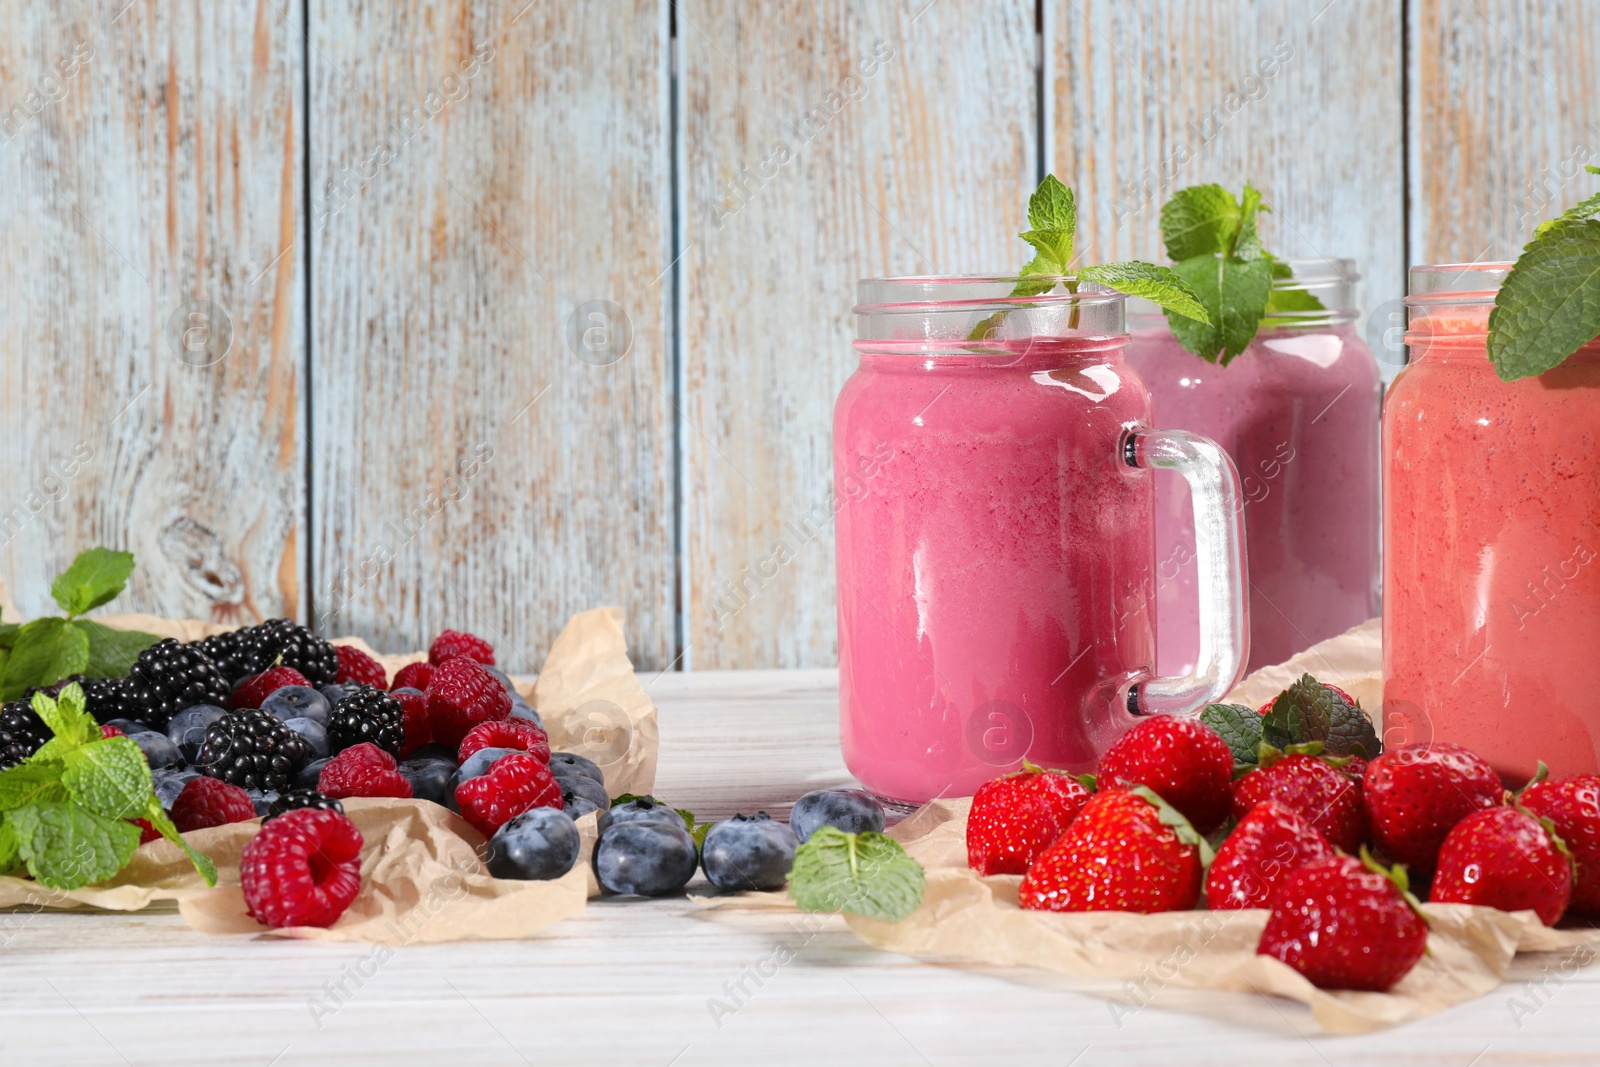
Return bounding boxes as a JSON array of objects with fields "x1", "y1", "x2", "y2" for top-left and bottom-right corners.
[
  {"x1": 334, "y1": 644, "x2": 389, "y2": 689},
  {"x1": 425, "y1": 659, "x2": 511, "y2": 748},
  {"x1": 327, "y1": 685, "x2": 405, "y2": 757},
  {"x1": 428, "y1": 629, "x2": 496, "y2": 667},
  {"x1": 172, "y1": 776, "x2": 258, "y2": 832},
  {"x1": 240, "y1": 808, "x2": 364, "y2": 928},
  {"x1": 129, "y1": 818, "x2": 161, "y2": 845},
  {"x1": 454, "y1": 752, "x2": 562, "y2": 837},
  {"x1": 317, "y1": 742, "x2": 414, "y2": 800},
  {"x1": 392, "y1": 688, "x2": 431, "y2": 757},
  {"x1": 233, "y1": 665, "x2": 311, "y2": 710},
  {"x1": 391, "y1": 661, "x2": 434, "y2": 692},
  {"x1": 100, "y1": 724, "x2": 125, "y2": 739},
  {"x1": 458, "y1": 719, "x2": 550, "y2": 764}
]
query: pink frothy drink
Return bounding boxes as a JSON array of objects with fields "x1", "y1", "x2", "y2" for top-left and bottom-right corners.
[
  {"x1": 836, "y1": 278, "x2": 1251, "y2": 807},
  {"x1": 1125, "y1": 261, "x2": 1382, "y2": 676}
]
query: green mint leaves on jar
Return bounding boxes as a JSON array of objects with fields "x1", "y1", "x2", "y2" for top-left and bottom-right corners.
[
  {"x1": 1488, "y1": 165, "x2": 1600, "y2": 382},
  {"x1": 970, "y1": 175, "x2": 1211, "y2": 340},
  {"x1": 1157, "y1": 183, "x2": 1324, "y2": 365}
]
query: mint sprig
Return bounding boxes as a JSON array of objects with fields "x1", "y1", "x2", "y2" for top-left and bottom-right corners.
[
  {"x1": 788, "y1": 826, "x2": 925, "y2": 921},
  {"x1": 1158, "y1": 183, "x2": 1324, "y2": 364},
  {"x1": 972, "y1": 175, "x2": 1210, "y2": 340},
  {"x1": 0, "y1": 685, "x2": 216, "y2": 888},
  {"x1": 1488, "y1": 167, "x2": 1600, "y2": 381},
  {"x1": 1199, "y1": 702, "x2": 1264, "y2": 765},
  {"x1": 0, "y1": 548, "x2": 161, "y2": 700}
]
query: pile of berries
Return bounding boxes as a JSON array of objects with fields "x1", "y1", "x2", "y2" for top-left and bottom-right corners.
[{"x1": 966, "y1": 677, "x2": 1596, "y2": 994}]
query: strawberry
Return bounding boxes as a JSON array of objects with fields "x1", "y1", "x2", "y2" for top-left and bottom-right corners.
[
  {"x1": 1521, "y1": 771, "x2": 1600, "y2": 915},
  {"x1": 1430, "y1": 805, "x2": 1573, "y2": 925},
  {"x1": 1018, "y1": 787, "x2": 1207, "y2": 913},
  {"x1": 1230, "y1": 743, "x2": 1365, "y2": 853},
  {"x1": 1257, "y1": 850, "x2": 1429, "y2": 992},
  {"x1": 232, "y1": 665, "x2": 311, "y2": 710},
  {"x1": 1362, "y1": 742, "x2": 1502, "y2": 876},
  {"x1": 1206, "y1": 800, "x2": 1337, "y2": 910},
  {"x1": 1097, "y1": 716, "x2": 1233, "y2": 834},
  {"x1": 966, "y1": 763, "x2": 1092, "y2": 876}
]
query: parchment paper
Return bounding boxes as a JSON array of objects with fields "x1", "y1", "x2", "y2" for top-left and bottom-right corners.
[
  {"x1": 696, "y1": 619, "x2": 1600, "y2": 1033},
  {"x1": 0, "y1": 607, "x2": 654, "y2": 941}
]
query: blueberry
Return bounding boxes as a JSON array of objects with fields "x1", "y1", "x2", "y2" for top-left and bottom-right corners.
[
  {"x1": 283, "y1": 717, "x2": 330, "y2": 759},
  {"x1": 486, "y1": 807, "x2": 581, "y2": 880},
  {"x1": 559, "y1": 786, "x2": 604, "y2": 821},
  {"x1": 406, "y1": 741, "x2": 458, "y2": 764},
  {"x1": 507, "y1": 695, "x2": 543, "y2": 728},
  {"x1": 789, "y1": 789, "x2": 885, "y2": 843},
  {"x1": 482, "y1": 666, "x2": 518, "y2": 694},
  {"x1": 399, "y1": 757, "x2": 457, "y2": 806},
  {"x1": 295, "y1": 757, "x2": 331, "y2": 790},
  {"x1": 597, "y1": 796, "x2": 686, "y2": 835},
  {"x1": 152, "y1": 768, "x2": 201, "y2": 809},
  {"x1": 261, "y1": 686, "x2": 330, "y2": 725},
  {"x1": 106, "y1": 718, "x2": 152, "y2": 736},
  {"x1": 319, "y1": 683, "x2": 356, "y2": 706},
  {"x1": 245, "y1": 789, "x2": 279, "y2": 817},
  {"x1": 456, "y1": 747, "x2": 518, "y2": 783},
  {"x1": 701, "y1": 813, "x2": 799, "y2": 891},
  {"x1": 127, "y1": 729, "x2": 183, "y2": 770},
  {"x1": 166, "y1": 705, "x2": 227, "y2": 763},
  {"x1": 593, "y1": 822, "x2": 699, "y2": 896},
  {"x1": 560, "y1": 774, "x2": 609, "y2": 812},
  {"x1": 390, "y1": 686, "x2": 425, "y2": 698},
  {"x1": 548, "y1": 751, "x2": 604, "y2": 787}
]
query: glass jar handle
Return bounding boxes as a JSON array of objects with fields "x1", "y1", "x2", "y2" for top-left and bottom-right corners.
[{"x1": 1121, "y1": 429, "x2": 1249, "y2": 716}]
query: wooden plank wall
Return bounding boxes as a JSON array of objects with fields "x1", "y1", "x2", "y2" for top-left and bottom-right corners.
[{"x1": 1, "y1": 0, "x2": 1597, "y2": 671}]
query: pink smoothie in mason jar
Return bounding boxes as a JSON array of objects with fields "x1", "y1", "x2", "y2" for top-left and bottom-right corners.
[
  {"x1": 1384, "y1": 264, "x2": 1600, "y2": 781},
  {"x1": 1125, "y1": 260, "x2": 1381, "y2": 676},
  {"x1": 837, "y1": 278, "x2": 1248, "y2": 806}
]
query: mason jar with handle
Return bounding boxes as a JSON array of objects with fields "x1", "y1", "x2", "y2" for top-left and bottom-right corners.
[{"x1": 835, "y1": 277, "x2": 1250, "y2": 808}]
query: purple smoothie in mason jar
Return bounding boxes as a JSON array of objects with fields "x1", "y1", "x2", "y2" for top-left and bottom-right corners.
[{"x1": 1125, "y1": 259, "x2": 1381, "y2": 676}]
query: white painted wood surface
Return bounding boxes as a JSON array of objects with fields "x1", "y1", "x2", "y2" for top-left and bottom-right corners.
[
  {"x1": 2, "y1": 669, "x2": 1597, "y2": 1066},
  {"x1": 0, "y1": 0, "x2": 306, "y2": 624},
  {"x1": 307, "y1": 0, "x2": 675, "y2": 674}
]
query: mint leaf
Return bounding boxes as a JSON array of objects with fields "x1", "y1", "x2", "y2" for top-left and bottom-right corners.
[
  {"x1": 788, "y1": 827, "x2": 925, "y2": 921},
  {"x1": 0, "y1": 819, "x2": 18, "y2": 874},
  {"x1": 1080, "y1": 261, "x2": 1210, "y2": 322},
  {"x1": 0, "y1": 622, "x2": 20, "y2": 649},
  {"x1": 1026, "y1": 174, "x2": 1076, "y2": 236},
  {"x1": 75, "y1": 620, "x2": 161, "y2": 680},
  {"x1": 1233, "y1": 184, "x2": 1266, "y2": 260},
  {"x1": 30, "y1": 684, "x2": 97, "y2": 755},
  {"x1": 1199, "y1": 704, "x2": 1264, "y2": 765},
  {"x1": 1535, "y1": 167, "x2": 1600, "y2": 236},
  {"x1": 61, "y1": 737, "x2": 153, "y2": 820},
  {"x1": 1160, "y1": 184, "x2": 1241, "y2": 260},
  {"x1": 1168, "y1": 254, "x2": 1273, "y2": 363},
  {"x1": 142, "y1": 800, "x2": 218, "y2": 886},
  {"x1": 9, "y1": 799, "x2": 140, "y2": 888},
  {"x1": 1487, "y1": 218, "x2": 1600, "y2": 381},
  {"x1": 1, "y1": 620, "x2": 89, "y2": 701},
  {"x1": 0, "y1": 761, "x2": 68, "y2": 808},
  {"x1": 50, "y1": 548, "x2": 136, "y2": 618},
  {"x1": 1261, "y1": 674, "x2": 1339, "y2": 751},
  {"x1": 1263, "y1": 257, "x2": 1327, "y2": 318}
]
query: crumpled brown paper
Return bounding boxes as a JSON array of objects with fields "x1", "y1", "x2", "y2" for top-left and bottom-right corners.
[
  {"x1": 696, "y1": 619, "x2": 1600, "y2": 1033},
  {"x1": 0, "y1": 607, "x2": 654, "y2": 941}
]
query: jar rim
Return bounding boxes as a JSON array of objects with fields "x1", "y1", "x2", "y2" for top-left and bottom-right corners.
[{"x1": 1404, "y1": 262, "x2": 1514, "y2": 306}]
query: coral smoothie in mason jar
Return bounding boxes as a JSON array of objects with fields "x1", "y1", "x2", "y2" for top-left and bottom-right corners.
[
  {"x1": 1126, "y1": 260, "x2": 1381, "y2": 676},
  {"x1": 1384, "y1": 264, "x2": 1600, "y2": 781},
  {"x1": 835, "y1": 278, "x2": 1249, "y2": 807}
]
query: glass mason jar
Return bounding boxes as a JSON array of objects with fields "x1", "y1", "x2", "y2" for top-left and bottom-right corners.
[
  {"x1": 835, "y1": 277, "x2": 1250, "y2": 807},
  {"x1": 1125, "y1": 259, "x2": 1382, "y2": 677},
  {"x1": 1385, "y1": 264, "x2": 1600, "y2": 781}
]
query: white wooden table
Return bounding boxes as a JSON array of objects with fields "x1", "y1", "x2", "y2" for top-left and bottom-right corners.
[{"x1": 2, "y1": 670, "x2": 1595, "y2": 1066}]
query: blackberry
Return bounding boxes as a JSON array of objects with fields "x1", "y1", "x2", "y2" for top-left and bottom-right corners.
[
  {"x1": 217, "y1": 619, "x2": 339, "y2": 687},
  {"x1": 83, "y1": 676, "x2": 142, "y2": 724},
  {"x1": 0, "y1": 702, "x2": 50, "y2": 768},
  {"x1": 196, "y1": 709, "x2": 313, "y2": 792},
  {"x1": 126, "y1": 638, "x2": 232, "y2": 730},
  {"x1": 22, "y1": 675, "x2": 87, "y2": 701},
  {"x1": 194, "y1": 630, "x2": 242, "y2": 678},
  {"x1": 327, "y1": 685, "x2": 405, "y2": 757},
  {"x1": 265, "y1": 788, "x2": 344, "y2": 822}
]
